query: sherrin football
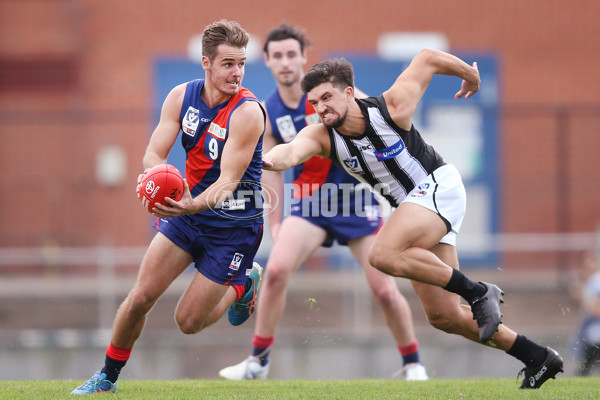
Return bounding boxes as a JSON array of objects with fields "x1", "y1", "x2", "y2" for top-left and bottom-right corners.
[{"x1": 139, "y1": 164, "x2": 184, "y2": 213}]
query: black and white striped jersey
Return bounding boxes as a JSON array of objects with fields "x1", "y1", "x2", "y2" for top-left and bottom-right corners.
[{"x1": 327, "y1": 95, "x2": 445, "y2": 207}]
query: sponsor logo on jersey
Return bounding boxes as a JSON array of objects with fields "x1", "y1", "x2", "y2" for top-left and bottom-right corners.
[
  {"x1": 216, "y1": 198, "x2": 247, "y2": 211},
  {"x1": 229, "y1": 252, "x2": 244, "y2": 271},
  {"x1": 205, "y1": 179, "x2": 273, "y2": 221},
  {"x1": 276, "y1": 115, "x2": 297, "y2": 142},
  {"x1": 374, "y1": 140, "x2": 405, "y2": 161},
  {"x1": 182, "y1": 106, "x2": 200, "y2": 137},
  {"x1": 208, "y1": 122, "x2": 227, "y2": 139},
  {"x1": 343, "y1": 156, "x2": 363, "y2": 174}
]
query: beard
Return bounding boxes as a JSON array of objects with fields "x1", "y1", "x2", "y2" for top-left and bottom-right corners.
[{"x1": 323, "y1": 112, "x2": 346, "y2": 130}]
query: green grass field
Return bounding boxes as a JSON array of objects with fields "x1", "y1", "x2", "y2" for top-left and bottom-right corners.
[{"x1": 2, "y1": 378, "x2": 599, "y2": 400}]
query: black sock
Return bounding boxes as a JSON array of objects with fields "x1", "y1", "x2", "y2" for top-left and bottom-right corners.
[
  {"x1": 244, "y1": 277, "x2": 253, "y2": 293},
  {"x1": 506, "y1": 334, "x2": 547, "y2": 368},
  {"x1": 252, "y1": 346, "x2": 271, "y2": 366},
  {"x1": 101, "y1": 355, "x2": 127, "y2": 384},
  {"x1": 443, "y1": 269, "x2": 487, "y2": 303}
]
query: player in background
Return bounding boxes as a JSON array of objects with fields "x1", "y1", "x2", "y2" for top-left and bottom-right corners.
[
  {"x1": 261, "y1": 53, "x2": 564, "y2": 389},
  {"x1": 218, "y1": 23, "x2": 427, "y2": 381},
  {"x1": 72, "y1": 20, "x2": 266, "y2": 394},
  {"x1": 571, "y1": 250, "x2": 600, "y2": 375}
]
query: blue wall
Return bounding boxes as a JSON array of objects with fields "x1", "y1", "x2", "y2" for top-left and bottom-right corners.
[{"x1": 153, "y1": 52, "x2": 499, "y2": 267}]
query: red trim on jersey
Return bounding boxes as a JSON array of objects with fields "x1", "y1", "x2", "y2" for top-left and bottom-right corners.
[
  {"x1": 292, "y1": 156, "x2": 332, "y2": 198},
  {"x1": 251, "y1": 224, "x2": 263, "y2": 251},
  {"x1": 304, "y1": 97, "x2": 316, "y2": 117},
  {"x1": 373, "y1": 215, "x2": 384, "y2": 235},
  {"x1": 185, "y1": 133, "x2": 213, "y2": 189},
  {"x1": 185, "y1": 87, "x2": 258, "y2": 189},
  {"x1": 289, "y1": 98, "x2": 331, "y2": 198}
]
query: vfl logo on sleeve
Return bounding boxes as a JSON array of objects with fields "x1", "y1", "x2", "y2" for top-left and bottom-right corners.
[
  {"x1": 229, "y1": 253, "x2": 244, "y2": 271},
  {"x1": 276, "y1": 115, "x2": 297, "y2": 142},
  {"x1": 182, "y1": 106, "x2": 200, "y2": 137},
  {"x1": 374, "y1": 140, "x2": 405, "y2": 161},
  {"x1": 343, "y1": 156, "x2": 363, "y2": 174}
]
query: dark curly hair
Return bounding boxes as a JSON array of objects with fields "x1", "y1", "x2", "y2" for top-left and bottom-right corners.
[{"x1": 301, "y1": 58, "x2": 354, "y2": 94}]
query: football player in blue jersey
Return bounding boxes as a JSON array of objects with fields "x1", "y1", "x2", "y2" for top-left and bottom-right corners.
[
  {"x1": 218, "y1": 23, "x2": 428, "y2": 381},
  {"x1": 72, "y1": 20, "x2": 266, "y2": 394}
]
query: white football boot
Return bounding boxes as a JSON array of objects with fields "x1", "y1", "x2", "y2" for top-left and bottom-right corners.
[
  {"x1": 219, "y1": 356, "x2": 270, "y2": 380},
  {"x1": 393, "y1": 363, "x2": 429, "y2": 381}
]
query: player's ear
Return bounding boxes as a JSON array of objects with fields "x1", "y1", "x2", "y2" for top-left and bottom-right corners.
[
  {"x1": 201, "y1": 55, "x2": 210, "y2": 71},
  {"x1": 301, "y1": 49, "x2": 308, "y2": 65},
  {"x1": 345, "y1": 86, "x2": 354, "y2": 99}
]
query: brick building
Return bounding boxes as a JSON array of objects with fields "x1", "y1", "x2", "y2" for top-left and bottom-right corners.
[{"x1": 1, "y1": 0, "x2": 599, "y2": 269}]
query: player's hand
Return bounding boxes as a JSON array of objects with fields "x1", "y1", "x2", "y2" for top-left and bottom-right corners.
[
  {"x1": 455, "y1": 62, "x2": 480, "y2": 100},
  {"x1": 262, "y1": 157, "x2": 274, "y2": 170},
  {"x1": 135, "y1": 168, "x2": 151, "y2": 200},
  {"x1": 152, "y1": 179, "x2": 194, "y2": 217}
]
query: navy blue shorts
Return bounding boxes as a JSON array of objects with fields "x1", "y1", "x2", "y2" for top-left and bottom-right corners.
[
  {"x1": 154, "y1": 215, "x2": 263, "y2": 286},
  {"x1": 289, "y1": 202, "x2": 382, "y2": 247}
]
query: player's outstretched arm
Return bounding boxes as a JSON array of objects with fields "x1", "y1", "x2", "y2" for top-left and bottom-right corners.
[
  {"x1": 262, "y1": 124, "x2": 328, "y2": 171},
  {"x1": 384, "y1": 49, "x2": 480, "y2": 130}
]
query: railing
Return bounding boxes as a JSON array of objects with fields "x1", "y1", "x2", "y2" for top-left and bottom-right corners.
[{"x1": 2, "y1": 231, "x2": 598, "y2": 268}]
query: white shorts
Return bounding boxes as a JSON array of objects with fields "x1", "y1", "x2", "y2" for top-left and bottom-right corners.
[{"x1": 402, "y1": 164, "x2": 466, "y2": 246}]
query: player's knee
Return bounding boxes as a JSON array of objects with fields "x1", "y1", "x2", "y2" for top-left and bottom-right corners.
[
  {"x1": 263, "y1": 261, "x2": 291, "y2": 287},
  {"x1": 426, "y1": 310, "x2": 459, "y2": 333},
  {"x1": 126, "y1": 289, "x2": 158, "y2": 315},
  {"x1": 176, "y1": 320, "x2": 200, "y2": 335},
  {"x1": 174, "y1": 312, "x2": 203, "y2": 335},
  {"x1": 176, "y1": 323, "x2": 197, "y2": 335},
  {"x1": 368, "y1": 245, "x2": 410, "y2": 278},
  {"x1": 367, "y1": 244, "x2": 389, "y2": 272},
  {"x1": 370, "y1": 284, "x2": 398, "y2": 309}
]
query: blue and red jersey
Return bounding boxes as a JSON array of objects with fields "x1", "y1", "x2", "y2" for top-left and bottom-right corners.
[
  {"x1": 179, "y1": 79, "x2": 264, "y2": 227},
  {"x1": 264, "y1": 90, "x2": 377, "y2": 209}
]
